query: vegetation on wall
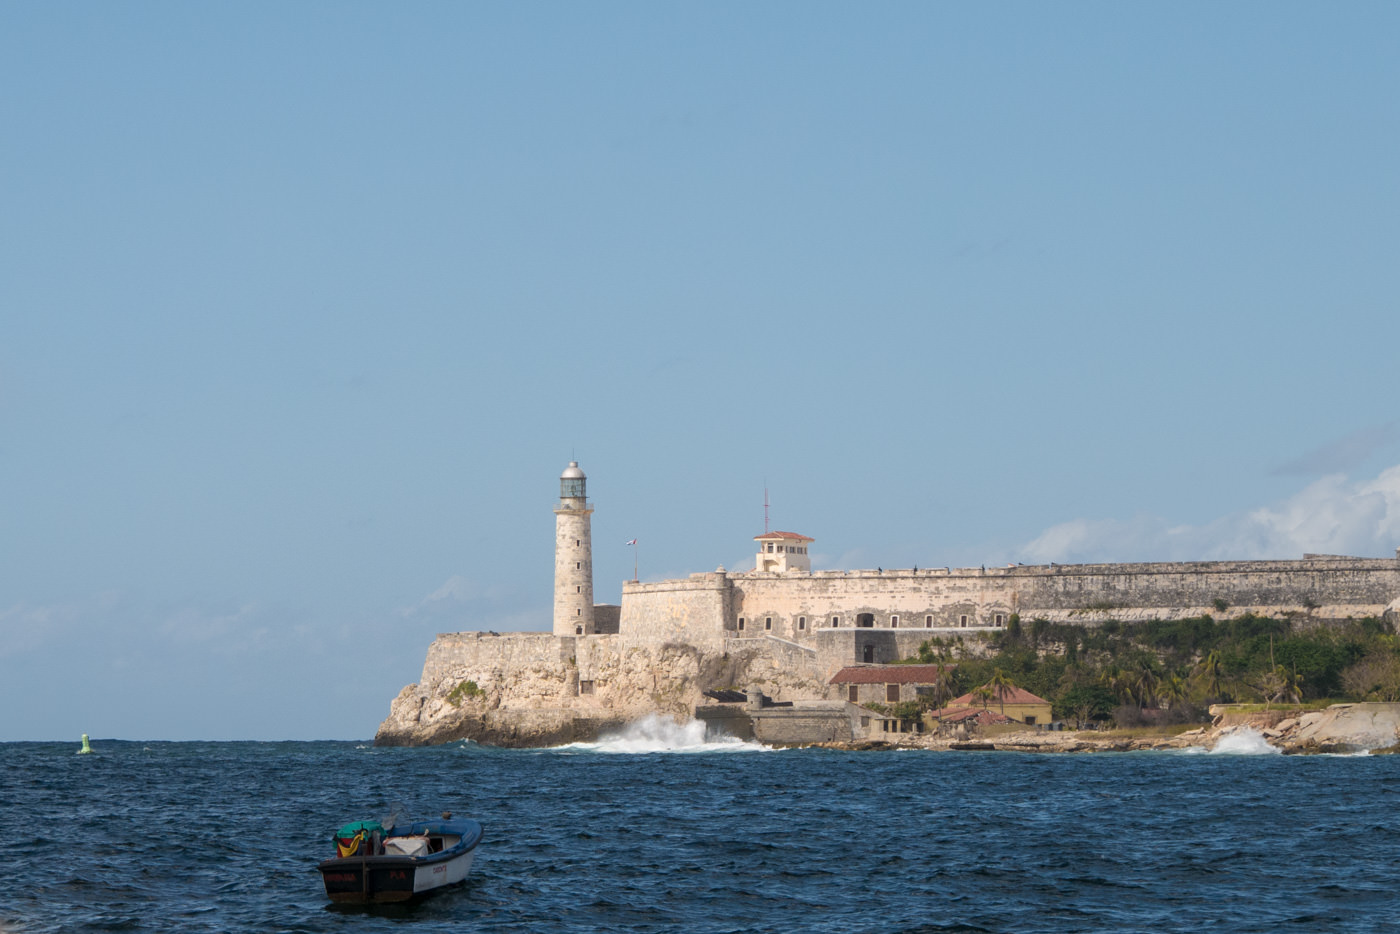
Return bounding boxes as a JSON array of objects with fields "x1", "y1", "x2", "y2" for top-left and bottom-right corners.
[
  {"x1": 907, "y1": 613, "x2": 1400, "y2": 726},
  {"x1": 445, "y1": 680, "x2": 486, "y2": 707}
]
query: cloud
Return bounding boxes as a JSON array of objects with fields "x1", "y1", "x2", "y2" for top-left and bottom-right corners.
[
  {"x1": 396, "y1": 575, "x2": 547, "y2": 631},
  {"x1": 1271, "y1": 421, "x2": 1400, "y2": 477},
  {"x1": 1019, "y1": 463, "x2": 1400, "y2": 564},
  {"x1": 0, "y1": 601, "x2": 80, "y2": 659},
  {"x1": 160, "y1": 601, "x2": 263, "y2": 647},
  {"x1": 398, "y1": 574, "x2": 478, "y2": 618}
]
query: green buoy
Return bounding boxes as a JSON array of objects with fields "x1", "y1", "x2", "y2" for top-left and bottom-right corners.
[{"x1": 78, "y1": 733, "x2": 92, "y2": 755}]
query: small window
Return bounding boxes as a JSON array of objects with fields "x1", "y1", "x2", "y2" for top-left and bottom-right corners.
[
  {"x1": 575, "y1": 626, "x2": 583, "y2": 635},
  {"x1": 891, "y1": 615, "x2": 899, "y2": 628},
  {"x1": 848, "y1": 685, "x2": 859, "y2": 703},
  {"x1": 798, "y1": 616, "x2": 806, "y2": 631},
  {"x1": 576, "y1": 586, "x2": 581, "y2": 593},
  {"x1": 575, "y1": 539, "x2": 580, "y2": 546},
  {"x1": 577, "y1": 608, "x2": 581, "y2": 616},
  {"x1": 886, "y1": 684, "x2": 900, "y2": 703},
  {"x1": 738, "y1": 617, "x2": 746, "y2": 631},
  {"x1": 960, "y1": 615, "x2": 968, "y2": 628},
  {"x1": 1024, "y1": 715, "x2": 1036, "y2": 725},
  {"x1": 925, "y1": 615, "x2": 933, "y2": 628},
  {"x1": 832, "y1": 616, "x2": 840, "y2": 628},
  {"x1": 764, "y1": 617, "x2": 772, "y2": 630},
  {"x1": 579, "y1": 680, "x2": 595, "y2": 695},
  {"x1": 767, "y1": 543, "x2": 774, "y2": 553},
  {"x1": 576, "y1": 562, "x2": 581, "y2": 569},
  {"x1": 995, "y1": 614, "x2": 1005, "y2": 627}
]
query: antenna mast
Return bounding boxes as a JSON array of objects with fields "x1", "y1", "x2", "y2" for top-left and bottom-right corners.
[{"x1": 764, "y1": 483, "x2": 770, "y2": 534}]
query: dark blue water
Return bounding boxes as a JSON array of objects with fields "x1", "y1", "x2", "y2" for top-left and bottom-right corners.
[{"x1": 6, "y1": 735, "x2": 1399, "y2": 933}]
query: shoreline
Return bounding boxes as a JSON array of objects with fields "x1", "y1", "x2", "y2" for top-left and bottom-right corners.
[{"x1": 812, "y1": 703, "x2": 1400, "y2": 755}]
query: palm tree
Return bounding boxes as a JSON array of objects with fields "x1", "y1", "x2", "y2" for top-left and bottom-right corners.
[
  {"x1": 1100, "y1": 664, "x2": 1133, "y2": 707},
  {"x1": 973, "y1": 685, "x2": 994, "y2": 711},
  {"x1": 1158, "y1": 673, "x2": 1187, "y2": 711},
  {"x1": 1130, "y1": 659, "x2": 1159, "y2": 711},
  {"x1": 927, "y1": 650, "x2": 956, "y2": 718},
  {"x1": 988, "y1": 669, "x2": 1016, "y2": 716},
  {"x1": 1194, "y1": 650, "x2": 1223, "y2": 702}
]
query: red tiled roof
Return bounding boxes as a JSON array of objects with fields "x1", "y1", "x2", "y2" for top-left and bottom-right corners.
[
  {"x1": 935, "y1": 706, "x2": 1015, "y2": 725},
  {"x1": 829, "y1": 664, "x2": 950, "y2": 685},
  {"x1": 948, "y1": 684, "x2": 1049, "y2": 707},
  {"x1": 753, "y1": 530, "x2": 814, "y2": 542}
]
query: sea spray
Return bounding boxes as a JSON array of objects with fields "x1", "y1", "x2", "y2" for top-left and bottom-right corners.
[
  {"x1": 558, "y1": 713, "x2": 771, "y2": 754},
  {"x1": 1210, "y1": 726, "x2": 1282, "y2": 755}
]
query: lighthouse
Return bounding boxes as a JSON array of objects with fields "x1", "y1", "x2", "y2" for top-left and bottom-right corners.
[{"x1": 553, "y1": 461, "x2": 596, "y2": 636}]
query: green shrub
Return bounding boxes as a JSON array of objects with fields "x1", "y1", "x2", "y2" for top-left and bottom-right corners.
[{"x1": 446, "y1": 680, "x2": 485, "y2": 707}]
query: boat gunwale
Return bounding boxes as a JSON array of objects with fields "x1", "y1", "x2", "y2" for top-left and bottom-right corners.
[{"x1": 317, "y1": 818, "x2": 483, "y2": 872}]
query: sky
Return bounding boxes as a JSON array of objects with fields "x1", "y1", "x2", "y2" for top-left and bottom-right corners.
[{"x1": 4, "y1": 3, "x2": 1399, "y2": 741}]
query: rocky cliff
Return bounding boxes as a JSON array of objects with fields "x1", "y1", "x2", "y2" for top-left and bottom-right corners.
[{"x1": 374, "y1": 632, "x2": 832, "y2": 747}]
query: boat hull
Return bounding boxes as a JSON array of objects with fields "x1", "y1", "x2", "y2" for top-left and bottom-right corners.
[
  {"x1": 318, "y1": 818, "x2": 482, "y2": 905},
  {"x1": 319, "y1": 849, "x2": 477, "y2": 904}
]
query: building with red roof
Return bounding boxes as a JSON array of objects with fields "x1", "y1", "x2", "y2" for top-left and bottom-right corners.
[
  {"x1": 942, "y1": 684, "x2": 1052, "y2": 725},
  {"x1": 754, "y1": 530, "x2": 814, "y2": 573},
  {"x1": 829, "y1": 664, "x2": 951, "y2": 706}
]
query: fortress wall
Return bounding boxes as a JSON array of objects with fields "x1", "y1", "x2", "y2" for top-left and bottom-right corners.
[
  {"x1": 730, "y1": 572, "x2": 1018, "y2": 636},
  {"x1": 416, "y1": 631, "x2": 627, "y2": 713},
  {"x1": 620, "y1": 572, "x2": 732, "y2": 650},
  {"x1": 1009, "y1": 559, "x2": 1400, "y2": 612},
  {"x1": 723, "y1": 559, "x2": 1400, "y2": 642},
  {"x1": 420, "y1": 631, "x2": 569, "y2": 691}
]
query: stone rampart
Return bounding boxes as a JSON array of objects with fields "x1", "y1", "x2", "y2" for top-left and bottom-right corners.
[
  {"x1": 722, "y1": 557, "x2": 1400, "y2": 643},
  {"x1": 620, "y1": 572, "x2": 731, "y2": 649},
  {"x1": 420, "y1": 631, "x2": 570, "y2": 693}
]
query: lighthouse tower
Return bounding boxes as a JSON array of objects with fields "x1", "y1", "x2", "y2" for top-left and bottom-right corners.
[{"x1": 553, "y1": 461, "x2": 596, "y2": 636}]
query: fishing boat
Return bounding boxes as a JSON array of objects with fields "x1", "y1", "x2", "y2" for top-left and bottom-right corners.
[{"x1": 318, "y1": 814, "x2": 483, "y2": 904}]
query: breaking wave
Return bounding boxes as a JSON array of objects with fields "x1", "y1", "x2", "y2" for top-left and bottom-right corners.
[
  {"x1": 1210, "y1": 727, "x2": 1282, "y2": 755},
  {"x1": 557, "y1": 714, "x2": 771, "y2": 754}
]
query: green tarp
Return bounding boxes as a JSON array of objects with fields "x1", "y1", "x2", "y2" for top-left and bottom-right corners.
[{"x1": 334, "y1": 820, "x2": 384, "y2": 840}]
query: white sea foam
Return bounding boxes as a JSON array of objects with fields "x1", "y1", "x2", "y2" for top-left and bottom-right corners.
[
  {"x1": 557, "y1": 713, "x2": 771, "y2": 754},
  {"x1": 1210, "y1": 727, "x2": 1282, "y2": 755}
]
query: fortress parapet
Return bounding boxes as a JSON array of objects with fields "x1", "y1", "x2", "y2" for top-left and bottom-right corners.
[{"x1": 620, "y1": 571, "x2": 733, "y2": 649}]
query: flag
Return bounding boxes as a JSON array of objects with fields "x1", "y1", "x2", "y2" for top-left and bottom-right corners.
[{"x1": 625, "y1": 539, "x2": 637, "y2": 546}]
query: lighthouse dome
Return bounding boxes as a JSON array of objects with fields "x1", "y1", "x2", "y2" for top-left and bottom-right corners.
[{"x1": 561, "y1": 461, "x2": 586, "y2": 480}]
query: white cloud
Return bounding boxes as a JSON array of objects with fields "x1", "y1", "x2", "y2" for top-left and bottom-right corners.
[
  {"x1": 0, "y1": 601, "x2": 79, "y2": 659},
  {"x1": 395, "y1": 575, "x2": 546, "y2": 631},
  {"x1": 1019, "y1": 464, "x2": 1400, "y2": 564},
  {"x1": 397, "y1": 574, "x2": 477, "y2": 618},
  {"x1": 160, "y1": 602, "x2": 262, "y2": 646},
  {"x1": 1271, "y1": 421, "x2": 1400, "y2": 477}
]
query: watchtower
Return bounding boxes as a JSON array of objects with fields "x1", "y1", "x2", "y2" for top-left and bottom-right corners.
[
  {"x1": 553, "y1": 461, "x2": 596, "y2": 636},
  {"x1": 754, "y1": 531, "x2": 814, "y2": 573}
]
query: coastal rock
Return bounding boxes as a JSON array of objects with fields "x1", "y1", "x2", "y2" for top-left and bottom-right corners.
[
  {"x1": 1277, "y1": 703, "x2": 1400, "y2": 754},
  {"x1": 375, "y1": 634, "x2": 833, "y2": 748}
]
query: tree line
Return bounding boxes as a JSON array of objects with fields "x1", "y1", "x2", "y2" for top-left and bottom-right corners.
[{"x1": 905, "y1": 612, "x2": 1400, "y2": 727}]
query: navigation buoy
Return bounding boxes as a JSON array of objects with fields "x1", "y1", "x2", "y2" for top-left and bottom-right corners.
[{"x1": 78, "y1": 733, "x2": 92, "y2": 755}]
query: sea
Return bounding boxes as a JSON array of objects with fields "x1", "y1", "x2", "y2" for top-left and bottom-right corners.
[{"x1": 6, "y1": 717, "x2": 1398, "y2": 934}]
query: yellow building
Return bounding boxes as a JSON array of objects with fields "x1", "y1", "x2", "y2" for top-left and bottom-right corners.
[{"x1": 944, "y1": 685, "x2": 1053, "y2": 726}]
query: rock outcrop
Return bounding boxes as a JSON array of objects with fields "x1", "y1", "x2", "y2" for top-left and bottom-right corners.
[
  {"x1": 374, "y1": 632, "x2": 833, "y2": 747},
  {"x1": 1275, "y1": 703, "x2": 1400, "y2": 754}
]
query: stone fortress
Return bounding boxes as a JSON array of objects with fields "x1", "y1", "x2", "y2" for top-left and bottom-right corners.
[{"x1": 374, "y1": 462, "x2": 1400, "y2": 746}]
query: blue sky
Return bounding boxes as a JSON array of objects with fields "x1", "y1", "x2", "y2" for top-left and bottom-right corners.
[{"x1": 4, "y1": 3, "x2": 1399, "y2": 740}]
